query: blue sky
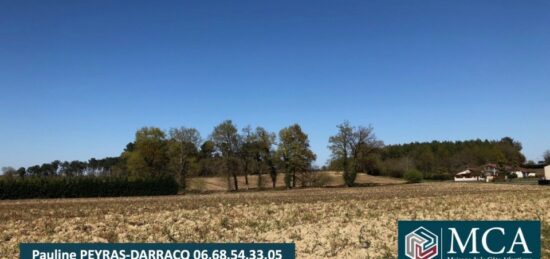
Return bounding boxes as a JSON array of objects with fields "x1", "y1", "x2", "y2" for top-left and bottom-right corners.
[{"x1": 1, "y1": 0, "x2": 549, "y2": 168}]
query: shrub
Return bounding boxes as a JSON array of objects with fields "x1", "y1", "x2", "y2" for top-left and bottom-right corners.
[
  {"x1": 308, "y1": 172, "x2": 331, "y2": 187},
  {"x1": 427, "y1": 173, "x2": 451, "y2": 181},
  {"x1": 404, "y1": 170, "x2": 423, "y2": 183},
  {"x1": 0, "y1": 175, "x2": 178, "y2": 200}
]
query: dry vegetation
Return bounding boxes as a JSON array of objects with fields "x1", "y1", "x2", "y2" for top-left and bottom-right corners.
[
  {"x1": 1, "y1": 182, "x2": 549, "y2": 258},
  {"x1": 187, "y1": 172, "x2": 405, "y2": 191}
]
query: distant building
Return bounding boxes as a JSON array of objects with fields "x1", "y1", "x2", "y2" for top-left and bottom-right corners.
[
  {"x1": 481, "y1": 163, "x2": 498, "y2": 178},
  {"x1": 454, "y1": 163, "x2": 528, "y2": 182},
  {"x1": 545, "y1": 165, "x2": 550, "y2": 179},
  {"x1": 454, "y1": 169, "x2": 484, "y2": 182},
  {"x1": 510, "y1": 171, "x2": 524, "y2": 178}
]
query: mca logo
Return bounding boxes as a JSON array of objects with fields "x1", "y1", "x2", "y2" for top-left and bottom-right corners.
[{"x1": 404, "y1": 227, "x2": 438, "y2": 259}]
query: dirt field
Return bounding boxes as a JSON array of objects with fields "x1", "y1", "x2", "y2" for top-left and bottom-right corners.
[
  {"x1": 187, "y1": 172, "x2": 405, "y2": 191},
  {"x1": 0, "y1": 182, "x2": 548, "y2": 258}
]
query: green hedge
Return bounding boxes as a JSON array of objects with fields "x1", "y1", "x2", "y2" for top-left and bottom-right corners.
[
  {"x1": 404, "y1": 170, "x2": 423, "y2": 183},
  {"x1": 0, "y1": 176, "x2": 178, "y2": 199}
]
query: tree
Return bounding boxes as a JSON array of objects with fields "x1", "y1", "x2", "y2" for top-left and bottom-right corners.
[
  {"x1": 125, "y1": 127, "x2": 169, "y2": 178},
  {"x1": 1, "y1": 167, "x2": 16, "y2": 179},
  {"x1": 17, "y1": 167, "x2": 26, "y2": 178},
  {"x1": 498, "y1": 137, "x2": 525, "y2": 166},
  {"x1": 277, "y1": 124, "x2": 316, "y2": 188},
  {"x1": 329, "y1": 121, "x2": 381, "y2": 186},
  {"x1": 197, "y1": 140, "x2": 218, "y2": 177},
  {"x1": 168, "y1": 127, "x2": 201, "y2": 189},
  {"x1": 111, "y1": 143, "x2": 135, "y2": 177},
  {"x1": 59, "y1": 161, "x2": 71, "y2": 176},
  {"x1": 255, "y1": 127, "x2": 277, "y2": 188},
  {"x1": 240, "y1": 126, "x2": 277, "y2": 189},
  {"x1": 39, "y1": 163, "x2": 55, "y2": 177},
  {"x1": 211, "y1": 120, "x2": 241, "y2": 191},
  {"x1": 328, "y1": 121, "x2": 354, "y2": 186},
  {"x1": 27, "y1": 165, "x2": 41, "y2": 177},
  {"x1": 240, "y1": 126, "x2": 255, "y2": 189},
  {"x1": 94, "y1": 157, "x2": 119, "y2": 176},
  {"x1": 544, "y1": 150, "x2": 550, "y2": 165},
  {"x1": 88, "y1": 158, "x2": 100, "y2": 175}
]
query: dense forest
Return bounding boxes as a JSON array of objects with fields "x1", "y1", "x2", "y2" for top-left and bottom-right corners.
[
  {"x1": 2, "y1": 120, "x2": 549, "y2": 196},
  {"x1": 380, "y1": 138, "x2": 527, "y2": 178},
  {"x1": 378, "y1": 138, "x2": 530, "y2": 179},
  {"x1": 326, "y1": 123, "x2": 536, "y2": 180}
]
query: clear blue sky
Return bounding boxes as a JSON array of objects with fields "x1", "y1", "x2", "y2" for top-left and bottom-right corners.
[{"x1": 1, "y1": 0, "x2": 549, "y2": 168}]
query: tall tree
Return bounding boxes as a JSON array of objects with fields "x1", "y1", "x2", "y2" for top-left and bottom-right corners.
[
  {"x1": 329, "y1": 121, "x2": 354, "y2": 186},
  {"x1": 240, "y1": 126, "x2": 255, "y2": 189},
  {"x1": 240, "y1": 126, "x2": 277, "y2": 189},
  {"x1": 126, "y1": 127, "x2": 169, "y2": 178},
  {"x1": 16, "y1": 167, "x2": 26, "y2": 178},
  {"x1": 168, "y1": 127, "x2": 201, "y2": 189},
  {"x1": 329, "y1": 122, "x2": 381, "y2": 186},
  {"x1": 27, "y1": 165, "x2": 41, "y2": 177},
  {"x1": 498, "y1": 137, "x2": 525, "y2": 166},
  {"x1": 197, "y1": 140, "x2": 218, "y2": 177},
  {"x1": 67, "y1": 160, "x2": 87, "y2": 176},
  {"x1": 1, "y1": 167, "x2": 16, "y2": 179},
  {"x1": 255, "y1": 127, "x2": 277, "y2": 188},
  {"x1": 277, "y1": 124, "x2": 316, "y2": 188},
  {"x1": 211, "y1": 120, "x2": 241, "y2": 191},
  {"x1": 353, "y1": 126, "x2": 383, "y2": 174}
]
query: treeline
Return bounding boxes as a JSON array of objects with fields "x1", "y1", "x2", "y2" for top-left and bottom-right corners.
[
  {"x1": 2, "y1": 119, "x2": 543, "y2": 198},
  {"x1": 0, "y1": 176, "x2": 178, "y2": 199},
  {"x1": 112, "y1": 121, "x2": 317, "y2": 190},
  {"x1": 328, "y1": 135, "x2": 528, "y2": 180},
  {"x1": 2, "y1": 120, "x2": 318, "y2": 194},
  {"x1": 1, "y1": 157, "x2": 120, "y2": 178}
]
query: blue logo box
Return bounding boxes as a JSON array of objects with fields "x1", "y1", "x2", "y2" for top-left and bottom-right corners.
[
  {"x1": 398, "y1": 221, "x2": 540, "y2": 259},
  {"x1": 20, "y1": 243, "x2": 295, "y2": 259}
]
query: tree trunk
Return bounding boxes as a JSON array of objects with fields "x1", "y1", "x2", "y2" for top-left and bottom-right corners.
[
  {"x1": 256, "y1": 159, "x2": 263, "y2": 189},
  {"x1": 179, "y1": 155, "x2": 187, "y2": 190},
  {"x1": 243, "y1": 160, "x2": 249, "y2": 190},
  {"x1": 233, "y1": 172, "x2": 239, "y2": 191},
  {"x1": 268, "y1": 159, "x2": 277, "y2": 189},
  {"x1": 180, "y1": 166, "x2": 187, "y2": 191}
]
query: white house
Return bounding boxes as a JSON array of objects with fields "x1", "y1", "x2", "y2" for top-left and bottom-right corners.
[
  {"x1": 545, "y1": 165, "x2": 550, "y2": 179},
  {"x1": 454, "y1": 170, "x2": 484, "y2": 182},
  {"x1": 510, "y1": 171, "x2": 524, "y2": 179}
]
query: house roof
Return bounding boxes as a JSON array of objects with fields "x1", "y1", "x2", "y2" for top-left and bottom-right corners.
[{"x1": 455, "y1": 169, "x2": 483, "y2": 177}]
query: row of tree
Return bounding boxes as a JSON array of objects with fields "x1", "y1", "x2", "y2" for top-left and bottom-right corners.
[
  {"x1": 3, "y1": 120, "x2": 546, "y2": 191},
  {"x1": 120, "y1": 121, "x2": 318, "y2": 190},
  {"x1": 1, "y1": 157, "x2": 119, "y2": 178},
  {"x1": 0, "y1": 175, "x2": 178, "y2": 199},
  {"x1": 4, "y1": 120, "x2": 319, "y2": 191}
]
